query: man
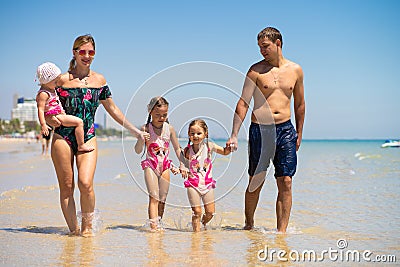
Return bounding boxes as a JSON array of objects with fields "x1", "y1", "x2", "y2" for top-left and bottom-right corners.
[{"x1": 227, "y1": 27, "x2": 305, "y2": 233}]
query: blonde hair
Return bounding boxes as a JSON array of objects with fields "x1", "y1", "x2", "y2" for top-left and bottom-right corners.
[
  {"x1": 68, "y1": 34, "x2": 96, "y2": 72},
  {"x1": 187, "y1": 119, "x2": 209, "y2": 147},
  {"x1": 188, "y1": 119, "x2": 208, "y2": 137}
]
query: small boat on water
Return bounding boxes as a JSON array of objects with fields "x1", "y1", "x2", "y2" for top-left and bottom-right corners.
[{"x1": 381, "y1": 140, "x2": 400, "y2": 148}]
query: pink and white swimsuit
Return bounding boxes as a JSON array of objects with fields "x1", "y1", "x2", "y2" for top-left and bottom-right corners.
[
  {"x1": 37, "y1": 89, "x2": 64, "y2": 116},
  {"x1": 141, "y1": 122, "x2": 172, "y2": 176},
  {"x1": 184, "y1": 142, "x2": 216, "y2": 195}
]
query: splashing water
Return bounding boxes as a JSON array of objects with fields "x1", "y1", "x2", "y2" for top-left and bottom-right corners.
[{"x1": 77, "y1": 209, "x2": 103, "y2": 234}]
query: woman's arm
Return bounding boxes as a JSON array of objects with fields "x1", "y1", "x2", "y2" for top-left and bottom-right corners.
[{"x1": 101, "y1": 98, "x2": 147, "y2": 141}]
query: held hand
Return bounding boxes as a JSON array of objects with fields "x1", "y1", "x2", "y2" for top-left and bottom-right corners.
[
  {"x1": 226, "y1": 136, "x2": 238, "y2": 152},
  {"x1": 180, "y1": 167, "x2": 189, "y2": 179},
  {"x1": 144, "y1": 132, "x2": 150, "y2": 142},
  {"x1": 223, "y1": 145, "x2": 233, "y2": 155},
  {"x1": 170, "y1": 166, "x2": 180, "y2": 175},
  {"x1": 138, "y1": 131, "x2": 150, "y2": 142},
  {"x1": 296, "y1": 136, "x2": 301, "y2": 151}
]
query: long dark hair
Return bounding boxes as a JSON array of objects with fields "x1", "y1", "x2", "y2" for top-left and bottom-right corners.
[
  {"x1": 146, "y1": 96, "x2": 169, "y2": 126},
  {"x1": 142, "y1": 96, "x2": 169, "y2": 158}
]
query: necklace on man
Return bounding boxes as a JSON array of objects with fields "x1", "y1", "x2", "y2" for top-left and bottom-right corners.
[{"x1": 271, "y1": 68, "x2": 279, "y2": 84}]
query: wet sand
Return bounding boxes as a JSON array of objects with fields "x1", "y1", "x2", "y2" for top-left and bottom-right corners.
[{"x1": 1, "y1": 139, "x2": 399, "y2": 266}]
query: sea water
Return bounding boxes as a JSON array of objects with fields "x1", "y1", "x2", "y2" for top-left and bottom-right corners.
[{"x1": 0, "y1": 139, "x2": 399, "y2": 266}]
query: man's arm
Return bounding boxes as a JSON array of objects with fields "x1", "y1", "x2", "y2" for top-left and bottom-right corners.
[
  {"x1": 293, "y1": 65, "x2": 305, "y2": 151},
  {"x1": 227, "y1": 68, "x2": 258, "y2": 149}
]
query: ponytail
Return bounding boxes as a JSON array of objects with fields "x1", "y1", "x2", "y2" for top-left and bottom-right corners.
[
  {"x1": 142, "y1": 96, "x2": 169, "y2": 158},
  {"x1": 68, "y1": 58, "x2": 76, "y2": 72},
  {"x1": 141, "y1": 114, "x2": 152, "y2": 159}
]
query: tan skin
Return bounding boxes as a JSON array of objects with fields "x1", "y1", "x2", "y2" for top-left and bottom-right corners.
[
  {"x1": 48, "y1": 41, "x2": 147, "y2": 236},
  {"x1": 182, "y1": 124, "x2": 231, "y2": 232},
  {"x1": 134, "y1": 105, "x2": 182, "y2": 231},
  {"x1": 227, "y1": 37, "x2": 305, "y2": 233},
  {"x1": 36, "y1": 76, "x2": 94, "y2": 153}
]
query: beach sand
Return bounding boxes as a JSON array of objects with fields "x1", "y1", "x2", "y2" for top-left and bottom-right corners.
[{"x1": 1, "y1": 139, "x2": 399, "y2": 266}]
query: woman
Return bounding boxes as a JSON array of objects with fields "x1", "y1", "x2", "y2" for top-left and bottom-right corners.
[{"x1": 48, "y1": 34, "x2": 146, "y2": 236}]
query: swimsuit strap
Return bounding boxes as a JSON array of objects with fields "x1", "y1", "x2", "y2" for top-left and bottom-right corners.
[
  {"x1": 206, "y1": 140, "x2": 212, "y2": 159},
  {"x1": 37, "y1": 89, "x2": 52, "y2": 98},
  {"x1": 148, "y1": 123, "x2": 156, "y2": 139},
  {"x1": 162, "y1": 122, "x2": 170, "y2": 140}
]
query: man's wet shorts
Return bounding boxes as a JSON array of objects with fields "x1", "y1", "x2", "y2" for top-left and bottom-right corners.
[{"x1": 248, "y1": 120, "x2": 298, "y2": 178}]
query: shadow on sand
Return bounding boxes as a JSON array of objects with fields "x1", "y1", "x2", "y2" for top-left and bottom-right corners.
[{"x1": 0, "y1": 226, "x2": 68, "y2": 235}]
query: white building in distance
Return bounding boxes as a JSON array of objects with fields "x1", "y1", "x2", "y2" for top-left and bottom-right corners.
[{"x1": 11, "y1": 94, "x2": 38, "y2": 123}]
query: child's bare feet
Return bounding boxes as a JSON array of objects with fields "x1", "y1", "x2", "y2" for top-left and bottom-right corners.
[
  {"x1": 78, "y1": 144, "x2": 95, "y2": 152},
  {"x1": 81, "y1": 229, "x2": 94, "y2": 237},
  {"x1": 149, "y1": 218, "x2": 158, "y2": 232},
  {"x1": 201, "y1": 213, "x2": 213, "y2": 226},
  {"x1": 192, "y1": 214, "x2": 201, "y2": 232}
]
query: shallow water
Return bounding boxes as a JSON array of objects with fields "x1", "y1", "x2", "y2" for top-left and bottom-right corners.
[{"x1": 0, "y1": 139, "x2": 399, "y2": 266}]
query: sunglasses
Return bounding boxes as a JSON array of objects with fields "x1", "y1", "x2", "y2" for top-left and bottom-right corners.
[{"x1": 75, "y1": 49, "x2": 96, "y2": 57}]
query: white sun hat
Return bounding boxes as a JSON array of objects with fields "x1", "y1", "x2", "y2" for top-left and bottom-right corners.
[{"x1": 36, "y1": 62, "x2": 61, "y2": 85}]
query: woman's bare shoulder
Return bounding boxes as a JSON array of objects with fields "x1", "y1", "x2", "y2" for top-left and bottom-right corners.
[{"x1": 90, "y1": 71, "x2": 107, "y2": 85}]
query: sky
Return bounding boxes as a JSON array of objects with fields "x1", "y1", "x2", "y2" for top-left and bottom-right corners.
[{"x1": 0, "y1": 0, "x2": 399, "y2": 139}]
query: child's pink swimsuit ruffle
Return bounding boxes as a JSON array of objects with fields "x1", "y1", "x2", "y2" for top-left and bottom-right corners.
[{"x1": 37, "y1": 89, "x2": 65, "y2": 116}]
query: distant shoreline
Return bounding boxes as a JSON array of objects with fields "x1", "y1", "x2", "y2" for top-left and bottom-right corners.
[{"x1": 0, "y1": 136, "x2": 396, "y2": 144}]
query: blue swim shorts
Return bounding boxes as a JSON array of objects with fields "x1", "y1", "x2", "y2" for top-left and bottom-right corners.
[{"x1": 248, "y1": 120, "x2": 298, "y2": 178}]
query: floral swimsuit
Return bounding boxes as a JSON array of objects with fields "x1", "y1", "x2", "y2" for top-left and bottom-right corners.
[
  {"x1": 54, "y1": 85, "x2": 112, "y2": 154},
  {"x1": 184, "y1": 141, "x2": 216, "y2": 195},
  {"x1": 141, "y1": 122, "x2": 172, "y2": 176}
]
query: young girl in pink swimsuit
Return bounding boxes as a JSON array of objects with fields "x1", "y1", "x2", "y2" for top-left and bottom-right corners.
[
  {"x1": 35, "y1": 62, "x2": 94, "y2": 153},
  {"x1": 134, "y1": 96, "x2": 182, "y2": 231},
  {"x1": 180, "y1": 119, "x2": 231, "y2": 232}
]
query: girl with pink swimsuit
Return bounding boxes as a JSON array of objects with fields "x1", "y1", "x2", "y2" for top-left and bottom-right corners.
[
  {"x1": 134, "y1": 96, "x2": 182, "y2": 231},
  {"x1": 180, "y1": 119, "x2": 231, "y2": 232},
  {"x1": 35, "y1": 62, "x2": 94, "y2": 153}
]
